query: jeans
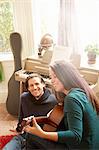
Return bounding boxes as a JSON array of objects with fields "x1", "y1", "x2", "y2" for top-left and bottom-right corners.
[{"x1": 3, "y1": 133, "x2": 26, "y2": 150}]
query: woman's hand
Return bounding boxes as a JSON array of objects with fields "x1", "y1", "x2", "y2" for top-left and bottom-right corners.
[
  {"x1": 24, "y1": 116, "x2": 58, "y2": 142},
  {"x1": 23, "y1": 116, "x2": 44, "y2": 138}
]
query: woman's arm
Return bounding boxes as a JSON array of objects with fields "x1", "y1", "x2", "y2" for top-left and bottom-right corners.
[
  {"x1": 58, "y1": 97, "x2": 83, "y2": 145},
  {"x1": 24, "y1": 116, "x2": 58, "y2": 142},
  {"x1": 42, "y1": 130, "x2": 58, "y2": 142}
]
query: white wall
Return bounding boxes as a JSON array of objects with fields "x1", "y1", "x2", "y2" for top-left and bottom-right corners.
[{"x1": 0, "y1": 60, "x2": 14, "y2": 103}]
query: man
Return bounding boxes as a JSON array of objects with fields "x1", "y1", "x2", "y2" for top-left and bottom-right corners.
[{"x1": 3, "y1": 73, "x2": 57, "y2": 150}]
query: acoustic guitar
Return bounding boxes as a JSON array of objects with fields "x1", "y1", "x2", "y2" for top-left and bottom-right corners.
[
  {"x1": 6, "y1": 32, "x2": 22, "y2": 116},
  {"x1": 18, "y1": 104, "x2": 64, "y2": 132}
]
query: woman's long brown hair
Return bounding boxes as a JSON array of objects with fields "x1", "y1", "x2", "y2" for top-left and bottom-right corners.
[{"x1": 50, "y1": 60, "x2": 99, "y2": 113}]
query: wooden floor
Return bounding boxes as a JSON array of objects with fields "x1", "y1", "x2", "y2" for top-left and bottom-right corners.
[{"x1": 0, "y1": 103, "x2": 17, "y2": 135}]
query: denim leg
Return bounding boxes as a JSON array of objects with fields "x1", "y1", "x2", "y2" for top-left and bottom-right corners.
[{"x1": 3, "y1": 134, "x2": 26, "y2": 150}]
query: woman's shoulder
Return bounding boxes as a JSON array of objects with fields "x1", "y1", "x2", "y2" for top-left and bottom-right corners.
[
  {"x1": 68, "y1": 88, "x2": 87, "y2": 99},
  {"x1": 64, "y1": 89, "x2": 87, "y2": 112},
  {"x1": 65, "y1": 88, "x2": 88, "y2": 106}
]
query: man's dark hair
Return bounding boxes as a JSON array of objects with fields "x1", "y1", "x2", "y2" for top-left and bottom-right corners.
[{"x1": 25, "y1": 73, "x2": 45, "y2": 90}]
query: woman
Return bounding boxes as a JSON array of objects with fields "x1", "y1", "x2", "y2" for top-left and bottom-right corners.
[{"x1": 24, "y1": 60, "x2": 99, "y2": 150}]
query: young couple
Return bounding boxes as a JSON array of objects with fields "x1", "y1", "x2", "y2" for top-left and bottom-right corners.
[{"x1": 3, "y1": 60, "x2": 99, "y2": 150}]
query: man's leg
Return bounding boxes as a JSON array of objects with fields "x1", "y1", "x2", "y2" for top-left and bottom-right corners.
[
  {"x1": 3, "y1": 134, "x2": 26, "y2": 150},
  {"x1": 25, "y1": 133, "x2": 67, "y2": 150}
]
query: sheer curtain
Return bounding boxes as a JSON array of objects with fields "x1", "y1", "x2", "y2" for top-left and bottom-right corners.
[
  {"x1": 58, "y1": 0, "x2": 81, "y2": 67},
  {"x1": 31, "y1": 0, "x2": 59, "y2": 50},
  {"x1": 13, "y1": 0, "x2": 34, "y2": 59},
  {"x1": 76, "y1": 0, "x2": 99, "y2": 51}
]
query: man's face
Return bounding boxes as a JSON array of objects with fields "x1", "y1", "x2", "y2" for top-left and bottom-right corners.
[{"x1": 28, "y1": 77, "x2": 45, "y2": 98}]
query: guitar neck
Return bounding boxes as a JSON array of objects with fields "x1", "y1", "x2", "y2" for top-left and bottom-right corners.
[
  {"x1": 35, "y1": 116, "x2": 48, "y2": 124},
  {"x1": 24, "y1": 116, "x2": 57, "y2": 128}
]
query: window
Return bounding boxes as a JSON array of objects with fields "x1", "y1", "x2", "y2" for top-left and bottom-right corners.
[
  {"x1": 1, "y1": 0, "x2": 98, "y2": 58},
  {"x1": 75, "y1": 0, "x2": 99, "y2": 53},
  {"x1": 32, "y1": 0, "x2": 99, "y2": 56},
  {"x1": 32, "y1": 0, "x2": 59, "y2": 49},
  {"x1": 0, "y1": 1, "x2": 14, "y2": 53}
]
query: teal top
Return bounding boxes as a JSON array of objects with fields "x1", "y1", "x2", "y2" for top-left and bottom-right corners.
[{"x1": 58, "y1": 88, "x2": 99, "y2": 149}]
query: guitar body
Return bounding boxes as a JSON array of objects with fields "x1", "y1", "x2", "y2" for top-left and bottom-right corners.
[
  {"x1": 43, "y1": 104, "x2": 64, "y2": 131},
  {"x1": 6, "y1": 32, "x2": 22, "y2": 116},
  {"x1": 19, "y1": 104, "x2": 64, "y2": 132}
]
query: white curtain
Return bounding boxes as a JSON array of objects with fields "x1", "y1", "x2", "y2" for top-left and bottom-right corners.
[
  {"x1": 58, "y1": 0, "x2": 81, "y2": 67},
  {"x1": 58, "y1": 0, "x2": 80, "y2": 54},
  {"x1": 12, "y1": 0, "x2": 34, "y2": 59}
]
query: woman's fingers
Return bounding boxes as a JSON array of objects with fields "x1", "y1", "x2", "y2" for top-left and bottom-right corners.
[
  {"x1": 32, "y1": 116, "x2": 37, "y2": 126},
  {"x1": 23, "y1": 125, "x2": 31, "y2": 133}
]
